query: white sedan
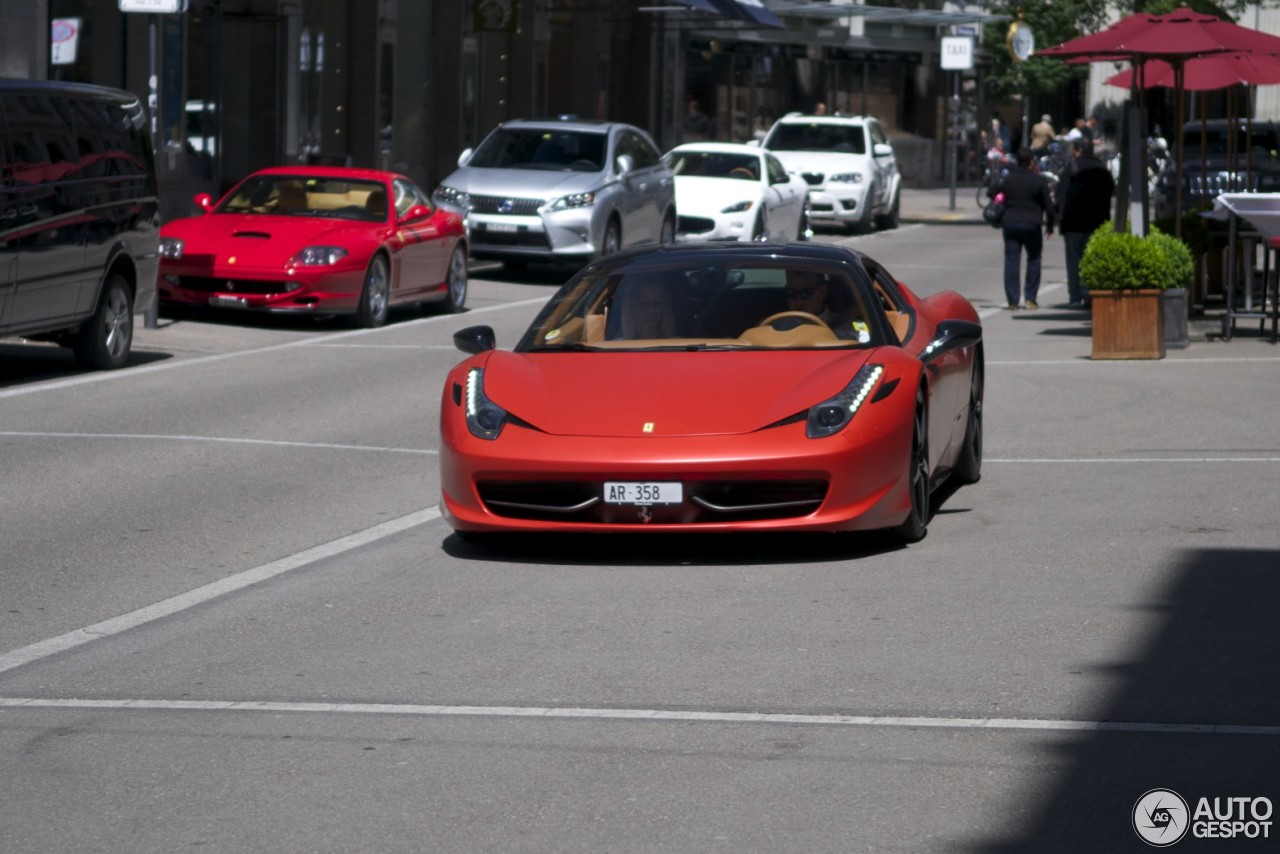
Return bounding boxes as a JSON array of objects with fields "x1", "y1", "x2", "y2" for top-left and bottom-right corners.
[{"x1": 664, "y1": 142, "x2": 810, "y2": 243}]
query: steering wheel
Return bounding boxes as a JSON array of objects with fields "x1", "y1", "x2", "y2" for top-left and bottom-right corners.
[{"x1": 760, "y1": 311, "x2": 832, "y2": 331}]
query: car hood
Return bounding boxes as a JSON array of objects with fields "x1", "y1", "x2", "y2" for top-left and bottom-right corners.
[
  {"x1": 480, "y1": 349, "x2": 874, "y2": 437},
  {"x1": 769, "y1": 151, "x2": 870, "y2": 174},
  {"x1": 162, "y1": 214, "x2": 370, "y2": 265},
  {"x1": 673, "y1": 177, "x2": 759, "y2": 216},
  {"x1": 444, "y1": 166, "x2": 605, "y2": 200}
]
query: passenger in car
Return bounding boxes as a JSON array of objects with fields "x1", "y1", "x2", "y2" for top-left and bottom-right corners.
[{"x1": 614, "y1": 277, "x2": 681, "y2": 339}]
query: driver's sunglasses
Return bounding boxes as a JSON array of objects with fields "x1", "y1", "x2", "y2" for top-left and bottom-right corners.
[{"x1": 786, "y1": 284, "x2": 824, "y2": 299}]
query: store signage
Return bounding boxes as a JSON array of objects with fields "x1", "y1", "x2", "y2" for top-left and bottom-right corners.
[
  {"x1": 118, "y1": 0, "x2": 189, "y2": 13},
  {"x1": 940, "y1": 36, "x2": 974, "y2": 71}
]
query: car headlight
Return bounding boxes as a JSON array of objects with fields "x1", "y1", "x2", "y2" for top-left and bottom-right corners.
[
  {"x1": 545, "y1": 191, "x2": 596, "y2": 211},
  {"x1": 828, "y1": 172, "x2": 864, "y2": 184},
  {"x1": 159, "y1": 237, "x2": 184, "y2": 259},
  {"x1": 434, "y1": 184, "x2": 470, "y2": 208},
  {"x1": 720, "y1": 200, "x2": 753, "y2": 214},
  {"x1": 806, "y1": 364, "x2": 883, "y2": 439},
  {"x1": 289, "y1": 247, "x2": 349, "y2": 266},
  {"x1": 465, "y1": 367, "x2": 508, "y2": 440}
]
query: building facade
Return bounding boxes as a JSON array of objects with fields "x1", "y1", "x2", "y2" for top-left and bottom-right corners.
[{"x1": 7, "y1": 0, "x2": 1015, "y2": 219}]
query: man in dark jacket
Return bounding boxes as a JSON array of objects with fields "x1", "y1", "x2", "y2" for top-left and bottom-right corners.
[
  {"x1": 1058, "y1": 139, "x2": 1115, "y2": 307},
  {"x1": 991, "y1": 147, "x2": 1056, "y2": 310}
]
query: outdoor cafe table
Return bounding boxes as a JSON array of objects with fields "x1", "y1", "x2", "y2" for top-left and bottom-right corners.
[{"x1": 1206, "y1": 192, "x2": 1280, "y2": 343}]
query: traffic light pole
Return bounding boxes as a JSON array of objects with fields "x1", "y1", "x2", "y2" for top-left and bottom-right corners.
[{"x1": 948, "y1": 72, "x2": 959, "y2": 211}]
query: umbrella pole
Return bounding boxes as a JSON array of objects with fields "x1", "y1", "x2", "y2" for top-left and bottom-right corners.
[{"x1": 1174, "y1": 61, "x2": 1184, "y2": 239}]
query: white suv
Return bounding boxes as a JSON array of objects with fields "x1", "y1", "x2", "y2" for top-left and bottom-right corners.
[{"x1": 758, "y1": 113, "x2": 900, "y2": 233}]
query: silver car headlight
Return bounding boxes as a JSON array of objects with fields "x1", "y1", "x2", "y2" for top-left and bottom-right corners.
[
  {"x1": 159, "y1": 237, "x2": 185, "y2": 259},
  {"x1": 434, "y1": 184, "x2": 470, "y2": 208},
  {"x1": 720, "y1": 200, "x2": 754, "y2": 214},
  {"x1": 828, "y1": 172, "x2": 864, "y2": 184},
  {"x1": 290, "y1": 247, "x2": 349, "y2": 266},
  {"x1": 545, "y1": 191, "x2": 596, "y2": 211},
  {"x1": 465, "y1": 368, "x2": 508, "y2": 440},
  {"x1": 806, "y1": 364, "x2": 883, "y2": 439}
]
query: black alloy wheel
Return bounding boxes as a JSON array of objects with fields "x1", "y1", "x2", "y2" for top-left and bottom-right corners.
[{"x1": 890, "y1": 385, "x2": 930, "y2": 543}]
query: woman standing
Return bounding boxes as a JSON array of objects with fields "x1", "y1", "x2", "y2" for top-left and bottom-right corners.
[{"x1": 991, "y1": 147, "x2": 1055, "y2": 310}]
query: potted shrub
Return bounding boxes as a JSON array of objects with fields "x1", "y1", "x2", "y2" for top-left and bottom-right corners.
[
  {"x1": 1080, "y1": 226, "x2": 1192, "y2": 359},
  {"x1": 1146, "y1": 228, "x2": 1195, "y2": 349}
]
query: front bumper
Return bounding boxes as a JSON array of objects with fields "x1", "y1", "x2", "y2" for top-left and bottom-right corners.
[
  {"x1": 805, "y1": 184, "x2": 870, "y2": 225},
  {"x1": 467, "y1": 207, "x2": 599, "y2": 262},
  {"x1": 439, "y1": 419, "x2": 911, "y2": 534},
  {"x1": 158, "y1": 263, "x2": 366, "y2": 314}
]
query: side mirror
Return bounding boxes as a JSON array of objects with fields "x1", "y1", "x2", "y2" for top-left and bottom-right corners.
[
  {"x1": 616, "y1": 153, "x2": 635, "y2": 176},
  {"x1": 194, "y1": 192, "x2": 214, "y2": 212},
  {"x1": 399, "y1": 204, "x2": 433, "y2": 224},
  {"x1": 454, "y1": 325, "x2": 496, "y2": 355},
  {"x1": 918, "y1": 320, "x2": 981, "y2": 364},
  {"x1": 873, "y1": 143, "x2": 894, "y2": 158},
  {"x1": 457, "y1": 147, "x2": 474, "y2": 167}
]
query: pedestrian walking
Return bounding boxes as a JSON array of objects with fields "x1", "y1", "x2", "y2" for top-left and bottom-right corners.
[
  {"x1": 1030, "y1": 114, "x2": 1055, "y2": 154},
  {"x1": 1058, "y1": 138, "x2": 1115, "y2": 308},
  {"x1": 989, "y1": 147, "x2": 1056, "y2": 310}
]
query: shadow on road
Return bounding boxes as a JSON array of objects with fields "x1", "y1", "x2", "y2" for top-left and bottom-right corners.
[{"x1": 967, "y1": 547, "x2": 1280, "y2": 853}]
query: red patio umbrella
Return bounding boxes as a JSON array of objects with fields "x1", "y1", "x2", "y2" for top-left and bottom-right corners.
[
  {"x1": 1040, "y1": 6, "x2": 1280, "y2": 235},
  {"x1": 1104, "y1": 54, "x2": 1280, "y2": 91}
]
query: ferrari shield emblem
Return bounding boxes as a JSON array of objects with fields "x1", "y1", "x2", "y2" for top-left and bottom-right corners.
[{"x1": 642, "y1": 422, "x2": 654, "y2": 433}]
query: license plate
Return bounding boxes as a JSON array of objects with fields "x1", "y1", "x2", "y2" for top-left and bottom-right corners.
[
  {"x1": 604, "y1": 482, "x2": 682, "y2": 505},
  {"x1": 209, "y1": 295, "x2": 247, "y2": 308},
  {"x1": 484, "y1": 222, "x2": 518, "y2": 233}
]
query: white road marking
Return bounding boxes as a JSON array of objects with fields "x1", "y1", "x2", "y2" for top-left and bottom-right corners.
[
  {"x1": 0, "y1": 296, "x2": 549, "y2": 401},
  {"x1": 0, "y1": 696, "x2": 1274, "y2": 736},
  {"x1": 0, "y1": 507, "x2": 440, "y2": 675},
  {"x1": 989, "y1": 356, "x2": 1280, "y2": 365},
  {"x1": 0, "y1": 431, "x2": 435, "y2": 455}
]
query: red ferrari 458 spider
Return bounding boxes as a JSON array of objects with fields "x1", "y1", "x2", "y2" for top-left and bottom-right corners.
[
  {"x1": 159, "y1": 166, "x2": 468, "y2": 326},
  {"x1": 439, "y1": 242, "x2": 982, "y2": 542}
]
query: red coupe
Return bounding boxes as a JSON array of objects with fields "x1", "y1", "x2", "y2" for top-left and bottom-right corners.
[
  {"x1": 159, "y1": 166, "x2": 468, "y2": 326},
  {"x1": 439, "y1": 242, "x2": 982, "y2": 543}
]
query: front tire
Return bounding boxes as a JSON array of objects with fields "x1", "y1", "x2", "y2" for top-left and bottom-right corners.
[
  {"x1": 73, "y1": 274, "x2": 133, "y2": 370},
  {"x1": 598, "y1": 218, "x2": 621, "y2": 261},
  {"x1": 443, "y1": 245, "x2": 468, "y2": 313},
  {"x1": 876, "y1": 188, "x2": 900, "y2": 230},
  {"x1": 890, "y1": 386, "x2": 930, "y2": 543},
  {"x1": 953, "y1": 354, "x2": 984, "y2": 485},
  {"x1": 354, "y1": 254, "x2": 390, "y2": 328}
]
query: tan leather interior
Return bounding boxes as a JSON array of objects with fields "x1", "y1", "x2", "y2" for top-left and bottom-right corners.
[{"x1": 885, "y1": 309, "x2": 910, "y2": 343}]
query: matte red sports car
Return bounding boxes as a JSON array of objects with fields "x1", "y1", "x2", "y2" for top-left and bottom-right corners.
[
  {"x1": 439, "y1": 242, "x2": 982, "y2": 542},
  {"x1": 159, "y1": 166, "x2": 468, "y2": 326}
]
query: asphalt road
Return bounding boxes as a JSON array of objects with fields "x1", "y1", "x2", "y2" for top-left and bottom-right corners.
[{"x1": 2, "y1": 224, "x2": 1279, "y2": 853}]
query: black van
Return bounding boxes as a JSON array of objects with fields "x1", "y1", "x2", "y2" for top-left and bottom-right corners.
[{"x1": 1, "y1": 79, "x2": 159, "y2": 370}]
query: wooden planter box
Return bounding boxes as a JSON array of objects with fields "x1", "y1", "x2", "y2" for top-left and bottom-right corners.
[{"x1": 1089, "y1": 289, "x2": 1166, "y2": 360}]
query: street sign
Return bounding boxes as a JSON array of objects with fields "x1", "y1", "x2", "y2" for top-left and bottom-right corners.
[
  {"x1": 940, "y1": 36, "x2": 974, "y2": 71},
  {"x1": 51, "y1": 18, "x2": 81, "y2": 65},
  {"x1": 119, "y1": 0, "x2": 188, "y2": 12}
]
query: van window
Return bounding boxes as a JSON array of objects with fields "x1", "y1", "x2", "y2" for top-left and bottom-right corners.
[
  {"x1": 67, "y1": 96, "x2": 149, "y2": 179},
  {"x1": 2, "y1": 94, "x2": 79, "y2": 185}
]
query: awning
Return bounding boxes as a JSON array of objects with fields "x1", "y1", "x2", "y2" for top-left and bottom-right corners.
[
  {"x1": 665, "y1": 0, "x2": 723, "y2": 14},
  {"x1": 717, "y1": 0, "x2": 785, "y2": 28},
  {"x1": 660, "y1": 0, "x2": 785, "y2": 28}
]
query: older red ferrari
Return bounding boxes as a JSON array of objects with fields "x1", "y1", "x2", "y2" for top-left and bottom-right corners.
[
  {"x1": 159, "y1": 166, "x2": 468, "y2": 326},
  {"x1": 439, "y1": 242, "x2": 982, "y2": 543}
]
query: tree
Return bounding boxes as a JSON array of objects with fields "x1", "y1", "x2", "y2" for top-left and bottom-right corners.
[{"x1": 981, "y1": 0, "x2": 1254, "y2": 102}]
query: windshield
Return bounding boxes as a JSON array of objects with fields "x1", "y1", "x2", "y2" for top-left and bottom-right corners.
[
  {"x1": 516, "y1": 258, "x2": 880, "y2": 352},
  {"x1": 667, "y1": 150, "x2": 762, "y2": 180},
  {"x1": 468, "y1": 128, "x2": 609, "y2": 171},
  {"x1": 218, "y1": 175, "x2": 390, "y2": 221},
  {"x1": 765, "y1": 122, "x2": 866, "y2": 155}
]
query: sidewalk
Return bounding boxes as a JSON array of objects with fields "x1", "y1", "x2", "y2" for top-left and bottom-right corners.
[{"x1": 900, "y1": 186, "x2": 986, "y2": 224}]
